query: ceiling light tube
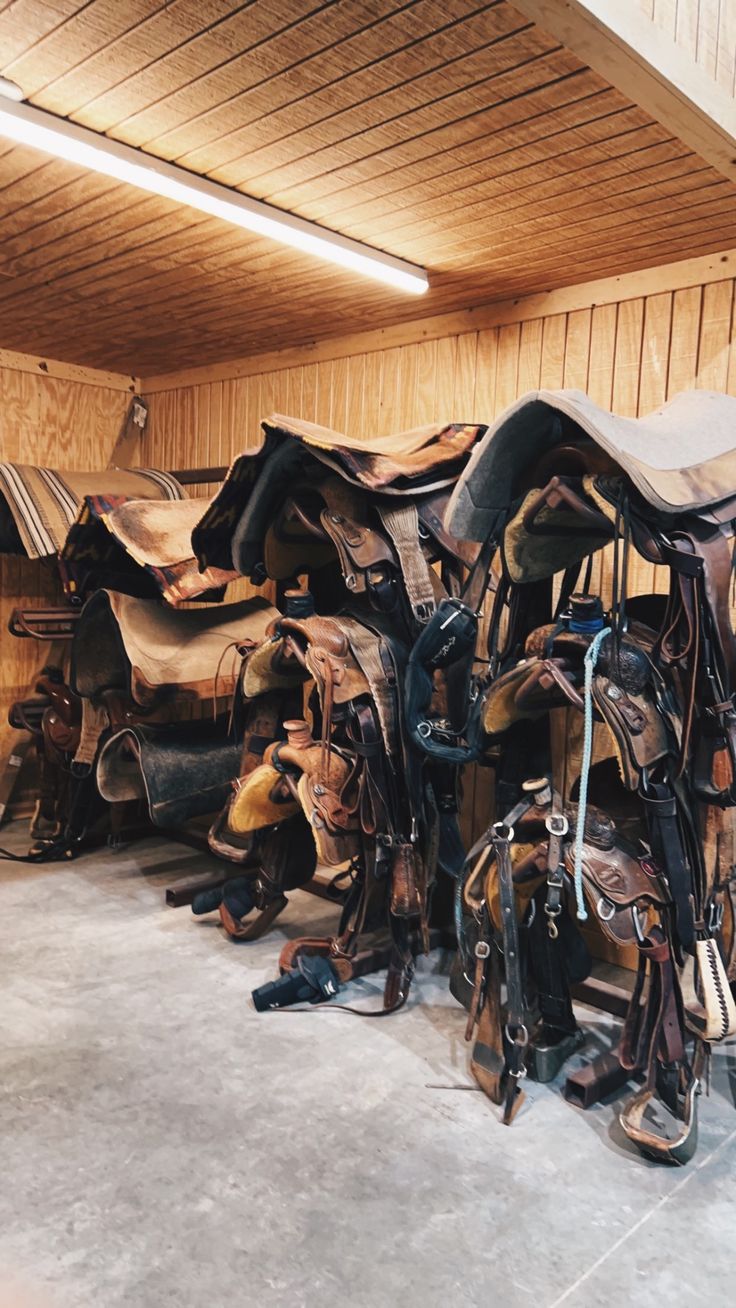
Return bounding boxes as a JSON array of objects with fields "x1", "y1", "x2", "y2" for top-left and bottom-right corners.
[{"x1": 0, "y1": 95, "x2": 429, "y2": 295}]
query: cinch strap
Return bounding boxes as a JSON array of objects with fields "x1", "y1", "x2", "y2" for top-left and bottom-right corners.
[{"x1": 572, "y1": 626, "x2": 611, "y2": 920}]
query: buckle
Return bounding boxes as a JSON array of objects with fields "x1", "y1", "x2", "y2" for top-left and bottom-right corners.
[
  {"x1": 413, "y1": 600, "x2": 436, "y2": 624},
  {"x1": 505, "y1": 1022, "x2": 529, "y2": 1049},
  {"x1": 492, "y1": 820, "x2": 514, "y2": 843},
  {"x1": 545, "y1": 814, "x2": 569, "y2": 837},
  {"x1": 474, "y1": 940, "x2": 491, "y2": 959}
]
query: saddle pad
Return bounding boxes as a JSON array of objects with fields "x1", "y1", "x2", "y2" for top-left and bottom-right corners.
[
  {"x1": 97, "y1": 719, "x2": 241, "y2": 827},
  {"x1": 192, "y1": 413, "x2": 485, "y2": 571},
  {"x1": 0, "y1": 464, "x2": 184, "y2": 558},
  {"x1": 447, "y1": 389, "x2": 736, "y2": 540},
  {"x1": 71, "y1": 590, "x2": 277, "y2": 706},
  {"x1": 61, "y1": 495, "x2": 238, "y2": 604}
]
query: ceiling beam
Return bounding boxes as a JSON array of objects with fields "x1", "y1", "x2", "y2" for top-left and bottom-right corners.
[{"x1": 511, "y1": 0, "x2": 736, "y2": 185}]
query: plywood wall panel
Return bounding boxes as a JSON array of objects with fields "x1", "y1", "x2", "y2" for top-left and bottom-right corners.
[{"x1": 0, "y1": 359, "x2": 131, "y2": 812}]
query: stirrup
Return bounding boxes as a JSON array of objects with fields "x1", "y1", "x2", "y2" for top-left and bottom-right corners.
[
  {"x1": 619, "y1": 1073, "x2": 699, "y2": 1166},
  {"x1": 219, "y1": 894, "x2": 288, "y2": 942}
]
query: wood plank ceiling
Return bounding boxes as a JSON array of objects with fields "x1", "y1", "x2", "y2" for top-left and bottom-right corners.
[{"x1": 1, "y1": 0, "x2": 735, "y2": 375}]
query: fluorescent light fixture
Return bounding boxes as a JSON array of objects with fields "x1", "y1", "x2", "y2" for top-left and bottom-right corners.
[
  {"x1": 0, "y1": 93, "x2": 429, "y2": 295},
  {"x1": 0, "y1": 78, "x2": 24, "y2": 102}
]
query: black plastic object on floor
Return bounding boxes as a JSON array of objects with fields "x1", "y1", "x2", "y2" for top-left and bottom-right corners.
[{"x1": 252, "y1": 955, "x2": 341, "y2": 1011}]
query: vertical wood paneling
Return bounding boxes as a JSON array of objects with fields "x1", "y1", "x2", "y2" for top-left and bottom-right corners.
[
  {"x1": 453, "y1": 334, "x2": 478, "y2": 420},
  {"x1": 644, "y1": 0, "x2": 736, "y2": 95},
  {"x1": 472, "y1": 330, "x2": 499, "y2": 421},
  {"x1": 586, "y1": 303, "x2": 617, "y2": 409},
  {"x1": 414, "y1": 339, "x2": 439, "y2": 426},
  {"x1": 379, "y1": 347, "x2": 402, "y2": 437},
  {"x1": 668, "y1": 285, "x2": 703, "y2": 395},
  {"x1": 697, "y1": 278, "x2": 734, "y2": 390},
  {"x1": 564, "y1": 310, "x2": 592, "y2": 390},
  {"x1": 141, "y1": 271, "x2": 736, "y2": 840},
  {"x1": 539, "y1": 314, "x2": 566, "y2": 389},
  {"x1": 612, "y1": 299, "x2": 645, "y2": 414},
  {"x1": 495, "y1": 324, "x2": 521, "y2": 414},
  {"x1": 517, "y1": 319, "x2": 543, "y2": 394},
  {"x1": 639, "y1": 292, "x2": 673, "y2": 412}
]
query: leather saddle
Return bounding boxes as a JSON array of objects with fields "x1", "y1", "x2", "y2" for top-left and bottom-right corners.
[{"x1": 192, "y1": 414, "x2": 485, "y2": 605}]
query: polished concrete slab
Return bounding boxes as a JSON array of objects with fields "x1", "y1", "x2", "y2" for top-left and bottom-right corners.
[{"x1": 1, "y1": 822, "x2": 734, "y2": 1308}]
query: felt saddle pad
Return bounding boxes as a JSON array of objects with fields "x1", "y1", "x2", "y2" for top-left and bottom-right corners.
[
  {"x1": 97, "y1": 719, "x2": 241, "y2": 827},
  {"x1": 61, "y1": 495, "x2": 237, "y2": 603},
  {"x1": 447, "y1": 388, "x2": 736, "y2": 541},
  {"x1": 70, "y1": 590, "x2": 278, "y2": 707},
  {"x1": 192, "y1": 413, "x2": 485, "y2": 571},
  {"x1": 0, "y1": 464, "x2": 184, "y2": 558}
]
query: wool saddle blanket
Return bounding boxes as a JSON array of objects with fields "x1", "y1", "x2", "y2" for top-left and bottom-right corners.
[
  {"x1": 447, "y1": 389, "x2": 736, "y2": 541},
  {"x1": 71, "y1": 590, "x2": 278, "y2": 707},
  {"x1": 61, "y1": 495, "x2": 237, "y2": 604}
]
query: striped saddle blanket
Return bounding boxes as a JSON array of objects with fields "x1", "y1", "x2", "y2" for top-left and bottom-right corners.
[{"x1": 0, "y1": 463, "x2": 184, "y2": 558}]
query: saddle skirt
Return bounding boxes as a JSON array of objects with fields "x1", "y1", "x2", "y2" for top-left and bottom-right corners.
[{"x1": 97, "y1": 719, "x2": 242, "y2": 828}]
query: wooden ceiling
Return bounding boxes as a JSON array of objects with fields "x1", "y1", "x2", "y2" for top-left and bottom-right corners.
[{"x1": 1, "y1": 0, "x2": 735, "y2": 376}]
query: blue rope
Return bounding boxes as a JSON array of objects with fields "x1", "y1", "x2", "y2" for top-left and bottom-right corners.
[{"x1": 573, "y1": 626, "x2": 612, "y2": 921}]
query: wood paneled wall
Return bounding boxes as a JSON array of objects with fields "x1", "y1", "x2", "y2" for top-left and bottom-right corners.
[
  {"x1": 0, "y1": 356, "x2": 133, "y2": 810},
  {"x1": 141, "y1": 255, "x2": 736, "y2": 842},
  {"x1": 142, "y1": 270, "x2": 736, "y2": 477},
  {"x1": 639, "y1": 0, "x2": 736, "y2": 95}
]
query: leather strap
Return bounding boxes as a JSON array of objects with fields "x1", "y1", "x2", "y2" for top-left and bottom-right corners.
[
  {"x1": 639, "y1": 779, "x2": 695, "y2": 956},
  {"x1": 491, "y1": 820, "x2": 528, "y2": 1124},
  {"x1": 378, "y1": 501, "x2": 438, "y2": 624}
]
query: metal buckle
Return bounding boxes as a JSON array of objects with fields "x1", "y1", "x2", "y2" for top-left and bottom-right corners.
[
  {"x1": 545, "y1": 814, "x2": 569, "y2": 837},
  {"x1": 505, "y1": 1022, "x2": 529, "y2": 1048},
  {"x1": 417, "y1": 720, "x2": 433, "y2": 739},
  {"x1": 492, "y1": 821, "x2": 515, "y2": 843},
  {"x1": 414, "y1": 600, "x2": 436, "y2": 623},
  {"x1": 474, "y1": 940, "x2": 491, "y2": 959}
]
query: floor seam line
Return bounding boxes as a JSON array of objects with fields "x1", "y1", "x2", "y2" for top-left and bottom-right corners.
[{"x1": 546, "y1": 1122, "x2": 736, "y2": 1308}]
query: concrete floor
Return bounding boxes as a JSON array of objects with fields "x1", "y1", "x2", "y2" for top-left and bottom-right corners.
[{"x1": 1, "y1": 823, "x2": 734, "y2": 1308}]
